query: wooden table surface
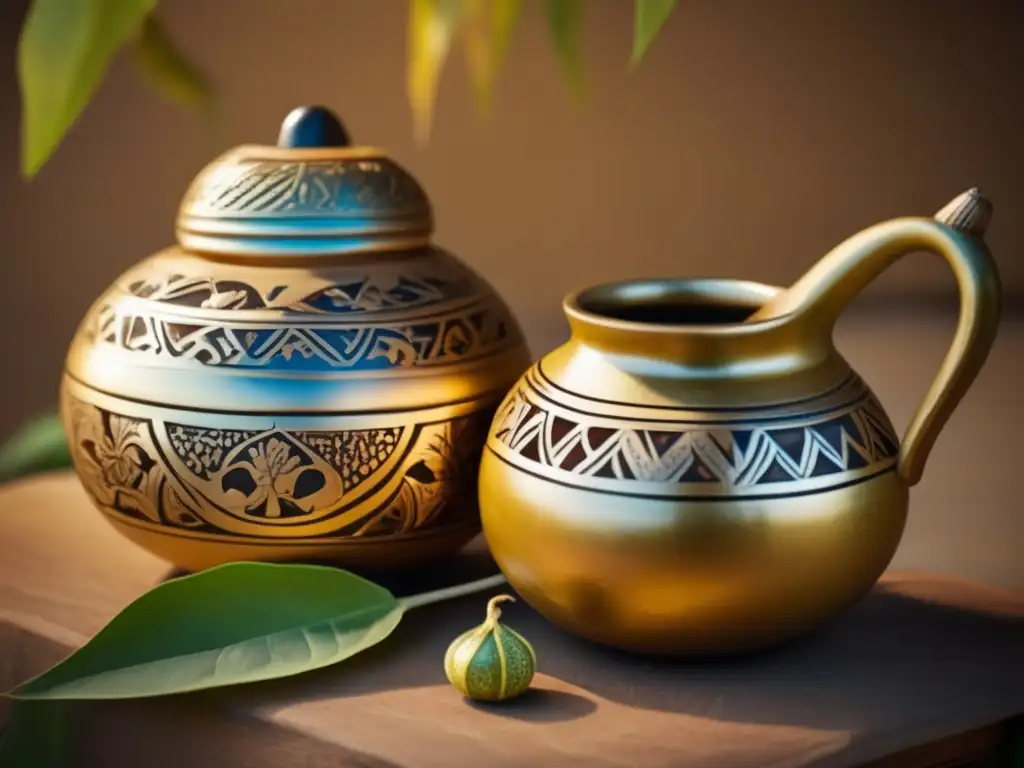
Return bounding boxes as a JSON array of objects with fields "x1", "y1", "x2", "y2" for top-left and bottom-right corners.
[
  {"x1": 1, "y1": 474, "x2": 1023, "y2": 768},
  {"x1": 2, "y1": 310, "x2": 1023, "y2": 767}
]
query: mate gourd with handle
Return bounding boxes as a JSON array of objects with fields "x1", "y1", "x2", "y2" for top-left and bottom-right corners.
[
  {"x1": 61, "y1": 106, "x2": 530, "y2": 573},
  {"x1": 479, "y1": 189, "x2": 1001, "y2": 655}
]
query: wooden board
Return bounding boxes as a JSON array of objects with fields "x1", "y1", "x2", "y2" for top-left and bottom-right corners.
[{"x1": 2, "y1": 473, "x2": 1023, "y2": 768}]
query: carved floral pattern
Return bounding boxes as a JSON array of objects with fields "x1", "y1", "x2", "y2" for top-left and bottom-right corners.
[
  {"x1": 349, "y1": 415, "x2": 489, "y2": 537},
  {"x1": 230, "y1": 438, "x2": 308, "y2": 519},
  {"x1": 64, "y1": 393, "x2": 493, "y2": 540}
]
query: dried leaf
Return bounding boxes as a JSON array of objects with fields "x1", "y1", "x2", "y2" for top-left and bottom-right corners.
[
  {"x1": 133, "y1": 15, "x2": 213, "y2": 112},
  {"x1": 18, "y1": 0, "x2": 156, "y2": 179},
  {"x1": 462, "y1": 0, "x2": 522, "y2": 115},
  {"x1": 543, "y1": 0, "x2": 586, "y2": 99},
  {"x1": 631, "y1": 0, "x2": 678, "y2": 66},
  {"x1": 407, "y1": 0, "x2": 463, "y2": 143}
]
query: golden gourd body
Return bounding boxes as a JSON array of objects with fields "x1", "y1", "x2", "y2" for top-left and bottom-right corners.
[
  {"x1": 479, "y1": 191, "x2": 1001, "y2": 655},
  {"x1": 61, "y1": 107, "x2": 529, "y2": 572}
]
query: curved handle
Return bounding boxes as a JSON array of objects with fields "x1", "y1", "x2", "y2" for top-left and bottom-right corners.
[{"x1": 751, "y1": 189, "x2": 1002, "y2": 487}]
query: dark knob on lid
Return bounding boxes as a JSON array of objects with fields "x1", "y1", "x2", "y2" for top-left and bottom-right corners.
[{"x1": 277, "y1": 106, "x2": 351, "y2": 148}]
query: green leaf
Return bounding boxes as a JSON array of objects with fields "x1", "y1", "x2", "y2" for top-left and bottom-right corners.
[
  {"x1": 0, "y1": 411, "x2": 70, "y2": 483},
  {"x1": 10, "y1": 563, "x2": 405, "y2": 700},
  {"x1": 996, "y1": 715, "x2": 1024, "y2": 767},
  {"x1": 462, "y1": 0, "x2": 522, "y2": 115},
  {"x1": 0, "y1": 700, "x2": 72, "y2": 768},
  {"x1": 631, "y1": 0, "x2": 678, "y2": 66},
  {"x1": 18, "y1": 0, "x2": 157, "y2": 179},
  {"x1": 133, "y1": 15, "x2": 212, "y2": 112},
  {"x1": 543, "y1": 0, "x2": 586, "y2": 98},
  {"x1": 1, "y1": 571, "x2": 506, "y2": 768},
  {"x1": 407, "y1": 0, "x2": 464, "y2": 143}
]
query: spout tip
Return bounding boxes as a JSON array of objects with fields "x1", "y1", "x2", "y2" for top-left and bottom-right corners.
[{"x1": 935, "y1": 188, "x2": 992, "y2": 237}]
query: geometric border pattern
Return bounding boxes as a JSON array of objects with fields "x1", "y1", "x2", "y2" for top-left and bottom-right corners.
[
  {"x1": 82, "y1": 299, "x2": 519, "y2": 372},
  {"x1": 123, "y1": 271, "x2": 475, "y2": 315},
  {"x1": 487, "y1": 369, "x2": 900, "y2": 495}
]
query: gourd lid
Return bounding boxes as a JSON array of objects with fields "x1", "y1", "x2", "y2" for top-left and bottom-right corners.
[{"x1": 175, "y1": 106, "x2": 433, "y2": 257}]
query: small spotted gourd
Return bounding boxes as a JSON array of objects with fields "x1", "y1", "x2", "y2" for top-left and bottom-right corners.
[{"x1": 444, "y1": 594, "x2": 536, "y2": 702}]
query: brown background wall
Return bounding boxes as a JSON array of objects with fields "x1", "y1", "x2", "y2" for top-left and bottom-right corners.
[{"x1": 0, "y1": 0, "x2": 1020, "y2": 438}]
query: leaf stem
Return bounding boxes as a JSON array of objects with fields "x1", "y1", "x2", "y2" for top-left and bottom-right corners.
[{"x1": 399, "y1": 573, "x2": 507, "y2": 611}]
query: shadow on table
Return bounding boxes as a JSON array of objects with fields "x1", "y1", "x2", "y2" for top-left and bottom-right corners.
[
  {"x1": 175, "y1": 542, "x2": 599, "y2": 723},
  {"x1": 463, "y1": 688, "x2": 597, "y2": 722},
  {"x1": 158, "y1": 535, "x2": 503, "y2": 597},
  {"x1": 226, "y1": 565, "x2": 1024, "y2": 732}
]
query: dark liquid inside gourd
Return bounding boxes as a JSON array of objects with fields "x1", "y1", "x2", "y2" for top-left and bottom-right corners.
[{"x1": 584, "y1": 301, "x2": 757, "y2": 326}]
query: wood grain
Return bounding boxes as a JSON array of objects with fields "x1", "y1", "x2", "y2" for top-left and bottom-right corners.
[{"x1": 1, "y1": 474, "x2": 1023, "y2": 767}]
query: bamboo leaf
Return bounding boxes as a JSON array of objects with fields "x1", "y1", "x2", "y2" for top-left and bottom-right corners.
[
  {"x1": 133, "y1": 15, "x2": 213, "y2": 112},
  {"x1": 18, "y1": 0, "x2": 156, "y2": 179},
  {"x1": 543, "y1": 0, "x2": 586, "y2": 98},
  {"x1": 462, "y1": 0, "x2": 522, "y2": 115},
  {"x1": 0, "y1": 700, "x2": 72, "y2": 768},
  {"x1": 631, "y1": 0, "x2": 678, "y2": 66},
  {"x1": 407, "y1": 0, "x2": 464, "y2": 143},
  {"x1": 0, "y1": 411, "x2": 70, "y2": 483}
]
